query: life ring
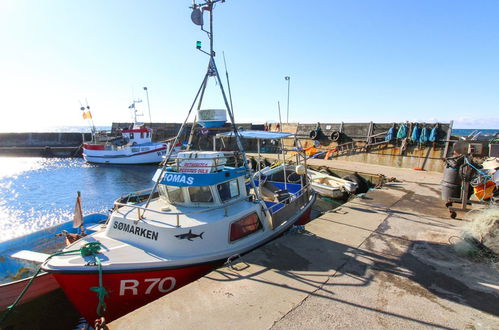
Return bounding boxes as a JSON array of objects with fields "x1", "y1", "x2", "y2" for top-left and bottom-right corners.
[{"x1": 330, "y1": 130, "x2": 341, "y2": 142}]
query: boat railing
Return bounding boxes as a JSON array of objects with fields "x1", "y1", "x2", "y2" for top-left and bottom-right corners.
[
  {"x1": 171, "y1": 152, "x2": 241, "y2": 171},
  {"x1": 113, "y1": 183, "x2": 313, "y2": 227},
  {"x1": 267, "y1": 184, "x2": 312, "y2": 229},
  {"x1": 114, "y1": 193, "x2": 260, "y2": 227}
]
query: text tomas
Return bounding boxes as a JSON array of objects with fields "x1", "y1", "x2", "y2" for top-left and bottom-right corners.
[
  {"x1": 164, "y1": 173, "x2": 194, "y2": 185},
  {"x1": 113, "y1": 221, "x2": 159, "y2": 241}
]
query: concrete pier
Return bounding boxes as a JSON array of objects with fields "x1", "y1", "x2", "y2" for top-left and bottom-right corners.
[{"x1": 110, "y1": 169, "x2": 499, "y2": 329}]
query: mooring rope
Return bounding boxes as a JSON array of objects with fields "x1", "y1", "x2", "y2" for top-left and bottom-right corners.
[{"x1": 0, "y1": 241, "x2": 107, "y2": 324}]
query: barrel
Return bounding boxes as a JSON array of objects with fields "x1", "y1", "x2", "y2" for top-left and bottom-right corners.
[{"x1": 440, "y1": 167, "x2": 461, "y2": 201}]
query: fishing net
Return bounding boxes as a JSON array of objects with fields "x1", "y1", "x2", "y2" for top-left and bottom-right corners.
[{"x1": 452, "y1": 207, "x2": 499, "y2": 265}]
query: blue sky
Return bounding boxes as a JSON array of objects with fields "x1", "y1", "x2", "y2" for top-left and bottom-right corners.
[{"x1": 0, "y1": 0, "x2": 498, "y2": 130}]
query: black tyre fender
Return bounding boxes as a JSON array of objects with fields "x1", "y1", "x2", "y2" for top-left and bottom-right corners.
[
  {"x1": 330, "y1": 130, "x2": 341, "y2": 142},
  {"x1": 309, "y1": 130, "x2": 319, "y2": 140}
]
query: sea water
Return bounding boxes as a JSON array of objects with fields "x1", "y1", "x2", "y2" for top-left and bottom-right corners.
[{"x1": 0, "y1": 157, "x2": 157, "y2": 242}]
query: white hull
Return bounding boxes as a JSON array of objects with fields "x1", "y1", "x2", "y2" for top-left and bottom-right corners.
[
  {"x1": 308, "y1": 169, "x2": 357, "y2": 198},
  {"x1": 83, "y1": 145, "x2": 167, "y2": 164}
]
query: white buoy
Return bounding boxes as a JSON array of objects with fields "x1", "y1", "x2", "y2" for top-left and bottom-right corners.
[{"x1": 296, "y1": 165, "x2": 306, "y2": 175}]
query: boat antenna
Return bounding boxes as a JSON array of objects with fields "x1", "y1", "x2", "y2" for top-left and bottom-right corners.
[
  {"x1": 190, "y1": 0, "x2": 262, "y2": 200},
  {"x1": 143, "y1": 87, "x2": 152, "y2": 127},
  {"x1": 140, "y1": 0, "x2": 262, "y2": 218},
  {"x1": 277, "y1": 101, "x2": 283, "y2": 132},
  {"x1": 128, "y1": 99, "x2": 143, "y2": 126}
]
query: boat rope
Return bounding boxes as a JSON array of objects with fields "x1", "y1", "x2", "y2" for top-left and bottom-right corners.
[
  {"x1": 90, "y1": 254, "x2": 108, "y2": 317},
  {"x1": 464, "y1": 157, "x2": 493, "y2": 181},
  {"x1": 0, "y1": 242, "x2": 107, "y2": 325}
]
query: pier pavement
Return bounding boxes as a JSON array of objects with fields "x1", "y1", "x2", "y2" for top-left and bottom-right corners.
[{"x1": 110, "y1": 167, "x2": 498, "y2": 329}]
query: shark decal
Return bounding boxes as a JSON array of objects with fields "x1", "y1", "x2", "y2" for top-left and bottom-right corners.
[{"x1": 175, "y1": 229, "x2": 204, "y2": 241}]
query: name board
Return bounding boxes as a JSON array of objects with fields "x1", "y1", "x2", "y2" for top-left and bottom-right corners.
[{"x1": 113, "y1": 221, "x2": 159, "y2": 241}]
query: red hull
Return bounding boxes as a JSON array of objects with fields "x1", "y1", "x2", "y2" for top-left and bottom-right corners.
[
  {"x1": 51, "y1": 262, "x2": 221, "y2": 323},
  {"x1": 295, "y1": 204, "x2": 313, "y2": 226},
  {"x1": 0, "y1": 273, "x2": 59, "y2": 310}
]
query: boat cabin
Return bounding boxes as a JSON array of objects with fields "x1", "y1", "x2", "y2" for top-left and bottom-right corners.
[
  {"x1": 121, "y1": 126, "x2": 153, "y2": 145},
  {"x1": 156, "y1": 151, "x2": 248, "y2": 208}
]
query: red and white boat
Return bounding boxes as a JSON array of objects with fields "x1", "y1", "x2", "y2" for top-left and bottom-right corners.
[
  {"x1": 83, "y1": 125, "x2": 177, "y2": 165},
  {"x1": 42, "y1": 1, "x2": 316, "y2": 323},
  {"x1": 43, "y1": 147, "x2": 315, "y2": 322},
  {"x1": 82, "y1": 98, "x2": 180, "y2": 165}
]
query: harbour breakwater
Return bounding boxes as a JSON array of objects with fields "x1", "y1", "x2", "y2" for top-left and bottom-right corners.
[{"x1": 0, "y1": 121, "x2": 469, "y2": 172}]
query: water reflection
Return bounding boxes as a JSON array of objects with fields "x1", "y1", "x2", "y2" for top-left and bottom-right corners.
[{"x1": 0, "y1": 157, "x2": 157, "y2": 242}]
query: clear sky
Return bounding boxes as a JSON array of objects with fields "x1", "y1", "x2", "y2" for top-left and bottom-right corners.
[{"x1": 0, "y1": 0, "x2": 498, "y2": 131}]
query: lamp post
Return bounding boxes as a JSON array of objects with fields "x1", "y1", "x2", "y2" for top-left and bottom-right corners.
[
  {"x1": 143, "y1": 87, "x2": 152, "y2": 126},
  {"x1": 284, "y1": 76, "x2": 290, "y2": 123}
]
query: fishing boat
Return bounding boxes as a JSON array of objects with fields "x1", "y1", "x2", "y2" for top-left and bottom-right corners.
[
  {"x1": 82, "y1": 100, "x2": 180, "y2": 165},
  {"x1": 0, "y1": 212, "x2": 107, "y2": 311},
  {"x1": 41, "y1": 1, "x2": 316, "y2": 323}
]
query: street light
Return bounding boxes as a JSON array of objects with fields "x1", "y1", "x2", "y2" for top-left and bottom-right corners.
[
  {"x1": 284, "y1": 76, "x2": 290, "y2": 123},
  {"x1": 143, "y1": 87, "x2": 152, "y2": 126}
]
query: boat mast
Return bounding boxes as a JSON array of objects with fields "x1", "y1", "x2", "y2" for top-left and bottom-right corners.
[
  {"x1": 192, "y1": 0, "x2": 262, "y2": 200},
  {"x1": 141, "y1": 0, "x2": 262, "y2": 217},
  {"x1": 129, "y1": 99, "x2": 142, "y2": 127}
]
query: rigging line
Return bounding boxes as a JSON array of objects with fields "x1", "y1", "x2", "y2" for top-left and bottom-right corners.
[
  {"x1": 222, "y1": 51, "x2": 234, "y2": 118},
  {"x1": 141, "y1": 72, "x2": 210, "y2": 216}
]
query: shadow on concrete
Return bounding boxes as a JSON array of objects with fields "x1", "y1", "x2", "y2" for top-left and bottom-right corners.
[{"x1": 207, "y1": 227, "x2": 499, "y2": 329}]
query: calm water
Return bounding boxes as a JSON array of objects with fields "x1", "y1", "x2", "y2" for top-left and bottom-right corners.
[
  {"x1": 452, "y1": 128, "x2": 498, "y2": 137},
  {"x1": 0, "y1": 157, "x2": 157, "y2": 242}
]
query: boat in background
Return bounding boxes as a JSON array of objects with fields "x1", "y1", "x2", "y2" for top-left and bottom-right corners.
[{"x1": 82, "y1": 100, "x2": 180, "y2": 165}]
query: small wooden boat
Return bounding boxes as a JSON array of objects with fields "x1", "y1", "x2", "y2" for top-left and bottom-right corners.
[
  {"x1": 255, "y1": 165, "x2": 357, "y2": 199},
  {"x1": 307, "y1": 169, "x2": 358, "y2": 199},
  {"x1": 0, "y1": 213, "x2": 108, "y2": 311}
]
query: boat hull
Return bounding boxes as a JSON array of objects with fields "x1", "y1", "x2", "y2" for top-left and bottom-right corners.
[
  {"x1": 310, "y1": 182, "x2": 345, "y2": 199},
  {"x1": 48, "y1": 190, "x2": 316, "y2": 323},
  {"x1": 83, "y1": 146, "x2": 167, "y2": 165},
  {"x1": 0, "y1": 273, "x2": 59, "y2": 310},
  {"x1": 52, "y1": 262, "x2": 221, "y2": 323}
]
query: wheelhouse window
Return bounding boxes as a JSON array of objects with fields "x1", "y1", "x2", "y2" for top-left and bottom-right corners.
[
  {"x1": 188, "y1": 186, "x2": 213, "y2": 203},
  {"x1": 158, "y1": 184, "x2": 184, "y2": 204},
  {"x1": 217, "y1": 179, "x2": 240, "y2": 202}
]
